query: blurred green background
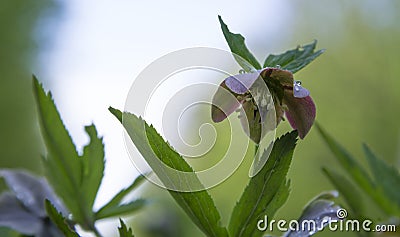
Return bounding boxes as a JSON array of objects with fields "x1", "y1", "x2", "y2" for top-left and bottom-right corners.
[
  {"x1": 0, "y1": 0, "x2": 60, "y2": 172},
  {"x1": 0, "y1": 0, "x2": 61, "y2": 235},
  {"x1": 1, "y1": 0, "x2": 399, "y2": 236}
]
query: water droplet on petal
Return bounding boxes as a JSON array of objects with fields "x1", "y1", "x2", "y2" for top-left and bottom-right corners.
[
  {"x1": 239, "y1": 69, "x2": 245, "y2": 74},
  {"x1": 293, "y1": 80, "x2": 310, "y2": 98},
  {"x1": 294, "y1": 81, "x2": 301, "y2": 92}
]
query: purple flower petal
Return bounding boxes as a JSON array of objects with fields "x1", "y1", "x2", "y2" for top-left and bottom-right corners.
[
  {"x1": 211, "y1": 81, "x2": 242, "y2": 122},
  {"x1": 0, "y1": 169, "x2": 68, "y2": 217},
  {"x1": 225, "y1": 72, "x2": 261, "y2": 94},
  {"x1": 284, "y1": 94, "x2": 316, "y2": 139},
  {"x1": 260, "y1": 67, "x2": 294, "y2": 88},
  {"x1": 284, "y1": 191, "x2": 341, "y2": 237},
  {"x1": 0, "y1": 192, "x2": 43, "y2": 235}
]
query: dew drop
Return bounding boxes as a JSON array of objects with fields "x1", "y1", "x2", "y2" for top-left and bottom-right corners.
[
  {"x1": 294, "y1": 80, "x2": 302, "y2": 92},
  {"x1": 293, "y1": 80, "x2": 310, "y2": 98},
  {"x1": 239, "y1": 69, "x2": 245, "y2": 74}
]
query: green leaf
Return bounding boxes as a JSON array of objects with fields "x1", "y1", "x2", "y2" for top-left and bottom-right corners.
[
  {"x1": 263, "y1": 40, "x2": 324, "y2": 74},
  {"x1": 80, "y1": 125, "x2": 105, "y2": 219},
  {"x1": 95, "y1": 199, "x2": 146, "y2": 220},
  {"x1": 228, "y1": 131, "x2": 298, "y2": 237},
  {"x1": 34, "y1": 76, "x2": 110, "y2": 229},
  {"x1": 363, "y1": 144, "x2": 400, "y2": 209},
  {"x1": 33, "y1": 76, "x2": 86, "y2": 224},
  {"x1": 96, "y1": 175, "x2": 146, "y2": 220},
  {"x1": 118, "y1": 219, "x2": 135, "y2": 237},
  {"x1": 45, "y1": 199, "x2": 80, "y2": 237},
  {"x1": 109, "y1": 107, "x2": 228, "y2": 237},
  {"x1": 322, "y1": 168, "x2": 365, "y2": 218},
  {"x1": 218, "y1": 15, "x2": 261, "y2": 72},
  {"x1": 316, "y1": 124, "x2": 400, "y2": 216},
  {"x1": 109, "y1": 106, "x2": 123, "y2": 123}
]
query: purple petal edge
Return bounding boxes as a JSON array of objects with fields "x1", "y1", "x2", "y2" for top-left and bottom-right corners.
[
  {"x1": 225, "y1": 72, "x2": 260, "y2": 94},
  {"x1": 285, "y1": 95, "x2": 316, "y2": 139}
]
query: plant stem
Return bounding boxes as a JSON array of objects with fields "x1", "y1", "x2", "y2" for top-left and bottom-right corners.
[
  {"x1": 254, "y1": 143, "x2": 259, "y2": 156},
  {"x1": 92, "y1": 225, "x2": 104, "y2": 237}
]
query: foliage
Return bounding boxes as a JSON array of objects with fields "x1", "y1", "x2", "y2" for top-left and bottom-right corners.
[
  {"x1": 109, "y1": 108, "x2": 229, "y2": 237},
  {"x1": 118, "y1": 219, "x2": 135, "y2": 237},
  {"x1": 317, "y1": 124, "x2": 400, "y2": 232},
  {"x1": 45, "y1": 200, "x2": 80, "y2": 237},
  {"x1": 107, "y1": 16, "x2": 332, "y2": 237},
  {"x1": 0, "y1": 15, "x2": 340, "y2": 237},
  {"x1": 218, "y1": 16, "x2": 323, "y2": 75},
  {"x1": 228, "y1": 131, "x2": 297, "y2": 237},
  {"x1": 0, "y1": 77, "x2": 148, "y2": 236},
  {"x1": 111, "y1": 111, "x2": 342, "y2": 237}
]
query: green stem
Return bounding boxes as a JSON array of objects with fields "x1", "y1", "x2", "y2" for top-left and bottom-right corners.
[
  {"x1": 254, "y1": 143, "x2": 259, "y2": 156},
  {"x1": 92, "y1": 225, "x2": 104, "y2": 237}
]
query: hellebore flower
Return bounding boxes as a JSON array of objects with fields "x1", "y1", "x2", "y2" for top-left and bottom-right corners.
[
  {"x1": 211, "y1": 67, "x2": 316, "y2": 142},
  {"x1": 0, "y1": 169, "x2": 68, "y2": 237}
]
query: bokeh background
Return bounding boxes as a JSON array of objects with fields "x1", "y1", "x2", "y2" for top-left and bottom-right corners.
[{"x1": 1, "y1": 0, "x2": 399, "y2": 236}]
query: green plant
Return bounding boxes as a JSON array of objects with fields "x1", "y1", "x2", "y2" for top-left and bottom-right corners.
[
  {"x1": 5, "y1": 15, "x2": 394, "y2": 237},
  {"x1": 317, "y1": 124, "x2": 400, "y2": 236},
  {"x1": 0, "y1": 77, "x2": 147, "y2": 237},
  {"x1": 108, "y1": 16, "x2": 340, "y2": 237}
]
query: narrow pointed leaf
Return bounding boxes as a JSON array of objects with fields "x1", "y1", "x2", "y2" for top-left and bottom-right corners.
[
  {"x1": 118, "y1": 219, "x2": 135, "y2": 237},
  {"x1": 363, "y1": 144, "x2": 400, "y2": 208},
  {"x1": 33, "y1": 76, "x2": 85, "y2": 223},
  {"x1": 322, "y1": 168, "x2": 364, "y2": 218},
  {"x1": 218, "y1": 15, "x2": 261, "y2": 71},
  {"x1": 263, "y1": 40, "x2": 324, "y2": 74},
  {"x1": 109, "y1": 107, "x2": 228, "y2": 237},
  {"x1": 316, "y1": 124, "x2": 400, "y2": 216},
  {"x1": 229, "y1": 131, "x2": 298, "y2": 237},
  {"x1": 80, "y1": 125, "x2": 105, "y2": 216},
  {"x1": 95, "y1": 199, "x2": 146, "y2": 220},
  {"x1": 45, "y1": 200, "x2": 80, "y2": 237},
  {"x1": 109, "y1": 106, "x2": 123, "y2": 123},
  {"x1": 96, "y1": 175, "x2": 145, "y2": 219}
]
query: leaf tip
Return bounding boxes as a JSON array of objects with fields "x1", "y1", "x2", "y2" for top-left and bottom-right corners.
[
  {"x1": 32, "y1": 74, "x2": 43, "y2": 97},
  {"x1": 217, "y1": 15, "x2": 223, "y2": 23},
  {"x1": 109, "y1": 106, "x2": 123, "y2": 123}
]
